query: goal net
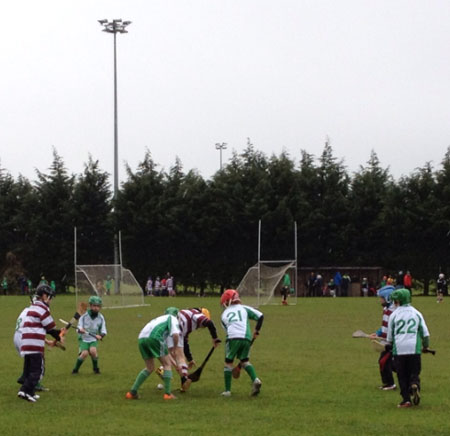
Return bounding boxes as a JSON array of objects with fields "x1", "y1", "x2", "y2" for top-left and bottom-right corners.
[
  {"x1": 75, "y1": 264, "x2": 145, "y2": 309},
  {"x1": 237, "y1": 262, "x2": 296, "y2": 307}
]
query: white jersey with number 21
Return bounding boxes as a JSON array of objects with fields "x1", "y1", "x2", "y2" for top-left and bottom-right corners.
[{"x1": 221, "y1": 304, "x2": 263, "y2": 341}]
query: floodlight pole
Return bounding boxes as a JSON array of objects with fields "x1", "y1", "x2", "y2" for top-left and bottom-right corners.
[
  {"x1": 215, "y1": 142, "x2": 227, "y2": 170},
  {"x1": 99, "y1": 18, "x2": 131, "y2": 291}
]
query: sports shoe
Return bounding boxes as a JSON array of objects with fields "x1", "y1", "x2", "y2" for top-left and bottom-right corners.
[
  {"x1": 35, "y1": 384, "x2": 49, "y2": 392},
  {"x1": 125, "y1": 391, "x2": 139, "y2": 400},
  {"x1": 220, "y1": 391, "x2": 231, "y2": 397},
  {"x1": 251, "y1": 378, "x2": 262, "y2": 396},
  {"x1": 72, "y1": 369, "x2": 78, "y2": 374},
  {"x1": 93, "y1": 368, "x2": 100, "y2": 374},
  {"x1": 397, "y1": 401, "x2": 412, "y2": 408},
  {"x1": 163, "y1": 393, "x2": 177, "y2": 400},
  {"x1": 411, "y1": 384, "x2": 420, "y2": 405},
  {"x1": 381, "y1": 384, "x2": 396, "y2": 391},
  {"x1": 181, "y1": 377, "x2": 192, "y2": 392},
  {"x1": 17, "y1": 391, "x2": 37, "y2": 403}
]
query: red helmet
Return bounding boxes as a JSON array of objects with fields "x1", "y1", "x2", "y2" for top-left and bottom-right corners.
[{"x1": 220, "y1": 289, "x2": 240, "y2": 307}]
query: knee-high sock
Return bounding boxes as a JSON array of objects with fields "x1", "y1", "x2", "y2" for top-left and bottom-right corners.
[
  {"x1": 224, "y1": 367, "x2": 232, "y2": 391},
  {"x1": 131, "y1": 369, "x2": 150, "y2": 394}
]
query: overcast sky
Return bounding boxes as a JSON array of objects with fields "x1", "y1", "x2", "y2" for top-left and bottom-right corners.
[{"x1": 2, "y1": 0, "x2": 450, "y2": 184}]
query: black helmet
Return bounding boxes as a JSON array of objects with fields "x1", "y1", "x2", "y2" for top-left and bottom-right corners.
[{"x1": 36, "y1": 283, "x2": 55, "y2": 298}]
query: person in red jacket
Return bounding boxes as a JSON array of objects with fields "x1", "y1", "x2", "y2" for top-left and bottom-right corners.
[{"x1": 403, "y1": 271, "x2": 412, "y2": 293}]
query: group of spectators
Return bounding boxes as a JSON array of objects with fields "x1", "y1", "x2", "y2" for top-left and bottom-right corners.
[
  {"x1": 145, "y1": 273, "x2": 176, "y2": 297},
  {"x1": 2, "y1": 275, "x2": 54, "y2": 296},
  {"x1": 306, "y1": 271, "x2": 352, "y2": 297}
]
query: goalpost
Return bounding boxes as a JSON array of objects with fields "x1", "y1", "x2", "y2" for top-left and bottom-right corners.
[
  {"x1": 74, "y1": 228, "x2": 146, "y2": 309},
  {"x1": 238, "y1": 220, "x2": 298, "y2": 307}
]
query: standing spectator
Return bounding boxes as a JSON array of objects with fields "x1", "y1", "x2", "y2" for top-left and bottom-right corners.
[
  {"x1": 161, "y1": 277, "x2": 168, "y2": 297},
  {"x1": 307, "y1": 272, "x2": 316, "y2": 297},
  {"x1": 327, "y1": 278, "x2": 336, "y2": 297},
  {"x1": 396, "y1": 271, "x2": 404, "y2": 288},
  {"x1": 154, "y1": 277, "x2": 161, "y2": 296},
  {"x1": 333, "y1": 271, "x2": 342, "y2": 296},
  {"x1": 436, "y1": 273, "x2": 447, "y2": 303},
  {"x1": 380, "y1": 275, "x2": 387, "y2": 288},
  {"x1": 403, "y1": 271, "x2": 412, "y2": 293},
  {"x1": 39, "y1": 276, "x2": 48, "y2": 286},
  {"x1": 167, "y1": 275, "x2": 176, "y2": 297},
  {"x1": 387, "y1": 289, "x2": 431, "y2": 408},
  {"x1": 361, "y1": 278, "x2": 369, "y2": 297},
  {"x1": 2, "y1": 276, "x2": 8, "y2": 295},
  {"x1": 314, "y1": 274, "x2": 323, "y2": 297},
  {"x1": 370, "y1": 285, "x2": 396, "y2": 390},
  {"x1": 145, "y1": 277, "x2": 153, "y2": 296},
  {"x1": 341, "y1": 273, "x2": 351, "y2": 297}
]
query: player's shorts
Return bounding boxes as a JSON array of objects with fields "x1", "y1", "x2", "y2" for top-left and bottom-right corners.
[
  {"x1": 78, "y1": 339, "x2": 99, "y2": 352},
  {"x1": 138, "y1": 337, "x2": 168, "y2": 360},
  {"x1": 14, "y1": 332, "x2": 23, "y2": 357},
  {"x1": 166, "y1": 333, "x2": 184, "y2": 349},
  {"x1": 225, "y1": 338, "x2": 252, "y2": 362}
]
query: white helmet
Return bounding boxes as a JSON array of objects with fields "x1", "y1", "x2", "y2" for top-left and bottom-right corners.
[{"x1": 439, "y1": 273, "x2": 445, "y2": 279}]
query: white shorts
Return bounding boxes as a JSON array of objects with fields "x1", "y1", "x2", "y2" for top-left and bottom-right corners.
[
  {"x1": 14, "y1": 332, "x2": 23, "y2": 357},
  {"x1": 166, "y1": 334, "x2": 184, "y2": 349}
]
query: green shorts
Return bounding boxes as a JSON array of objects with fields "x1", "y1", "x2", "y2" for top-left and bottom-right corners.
[
  {"x1": 78, "y1": 339, "x2": 98, "y2": 352},
  {"x1": 138, "y1": 337, "x2": 168, "y2": 360},
  {"x1": 225, "y1": 338, "x2": 252, "y2": 362}
]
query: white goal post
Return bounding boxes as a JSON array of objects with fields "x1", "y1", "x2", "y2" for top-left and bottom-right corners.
[
  {"x1": 238, "y1": 220, "x2": 298, "y2": 307},
  {"x1": 74, "y1": 228, "x2": 146, "y2": 309}
]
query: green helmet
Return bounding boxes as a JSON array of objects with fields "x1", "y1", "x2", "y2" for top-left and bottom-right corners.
[
  {"x1": 391, "y1": 288, "x2": 411, "y2": 306},
  {"x1": 165, "y1": 306, "x2": 179, "y2": 317},
  {"x1": 89, "y1": 295, "x2": 103, "y2": 305}
]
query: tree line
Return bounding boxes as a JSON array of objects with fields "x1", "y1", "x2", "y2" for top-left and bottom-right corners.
[{"x1": 1, "y1": 144, "x2": 450, "y2": 295}]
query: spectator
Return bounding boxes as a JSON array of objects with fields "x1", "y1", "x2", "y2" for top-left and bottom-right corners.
[
  {"x1": 436, "y1": 273, "x2": 447, "y2": 303},
  {"x1": 361, "y1": 278, "x2": 369, "y2": 297},
  {"x1": 403, "y1": 271, "x2": 412, "y2": 293},
  {"x1": 161, "y1": 277, "x2": 168, "y2": 297},
  {"x1": 333, "y1": 271, "x2": 342, "y2": 296},
  {"x1": 2, "y1": 276, "x2": 8, "y2": 295},
  {"x1": 341, "y1": 273, "x2": 351, "y2": 297},
  {"x1": 328, "y1": 278, "x2": 336, "y2": 297},
  {"x1": 145, "y1": 277, "x2": 153, "y2": 296},
  {"x1": 307, "y1": 272, "x2": 316, "y2": 297},
  {"x1": 154, "y1": 277, "x2": 161, "y2": 297},
  {"x1": 167, "y1": 275, "x2": 175, "y2": 297},
  {"x1": 396, "y1": 271, "x2": 404, "y2": 289},
  {"x1": 314, "y1": 274, "x2": 323, "y2": 297}
]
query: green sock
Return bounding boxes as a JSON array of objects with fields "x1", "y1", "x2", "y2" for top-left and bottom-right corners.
[
  {"x1": 244, "y1": 364, "x2": 257, "y2": 381},
  {"x1": 74, "y1": 358, "x2": 84, "y2": 371},
  {"x1": 163, "y1": 370, "x2": 172, "y2": 394},
  {"x1": 131, "y1": 369, "x2": 150, "y2": 393},
  {"x1": 224, "y1": 367, "x2": 232, "y2": 391},
  {"x1": 92, "y1": 357, "x2": 98, "y2": 370}
]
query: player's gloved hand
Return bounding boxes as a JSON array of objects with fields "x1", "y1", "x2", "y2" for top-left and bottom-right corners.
[
  {"x1": 213, "y1": 338, "x2": 222, "y2": 348},
  {"x1": 252, "y1": 330, "x2": 260, "y2": 340},
  {"x1": 188, "y1": 360, "x2": 196, "y2": 369}
]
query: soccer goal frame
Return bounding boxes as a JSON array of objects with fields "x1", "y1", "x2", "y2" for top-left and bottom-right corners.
[
  {"x1": 74, "y1": 227, "x2": 147, "y2": 309},
  {"x1": 238, "y1": 220, "x2": 298, "y2": 307}
]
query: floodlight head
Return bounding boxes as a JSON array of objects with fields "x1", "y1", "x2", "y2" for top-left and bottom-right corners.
[
  {"x1": 98, "y1": 19, "x2": 108, "y2": 25},
  {"x1": 123, "y1": 21, "x2": 132, "y2": 26}
]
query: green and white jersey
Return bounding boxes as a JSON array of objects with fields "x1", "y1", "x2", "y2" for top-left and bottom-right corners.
[
  {"x1": 221, "y1": 304, "x2": 263, "y2": 341},
  {"x1": 138, "y1": 314, "x2": 180, "y2": 343},
  {"x1": 387, "y1": 305, "x2": 430, "y2": 355},
  {"x1": 78, "y1": 311, "x2": 107, "y2": 343}
]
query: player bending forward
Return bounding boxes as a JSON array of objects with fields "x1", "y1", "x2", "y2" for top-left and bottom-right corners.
[
  {"x1": 387, "y1": 289, "x2": 431, "y2": 408},
  {"x1": 72, "y1": 296, "x2": 107, "y2": 374},
  {"x1": 165, "y1": 306, "x2": 221, "y2": 391},
  {"x1": 220, "y1": 289, "x2": 263, "y2": 397},
  {"x1": 126, "y1": 311, "x2": 180, "y2": 400}
]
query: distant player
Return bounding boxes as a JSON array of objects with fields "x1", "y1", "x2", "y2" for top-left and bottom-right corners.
[
  {"x1": 436, "y1": 273, "x2": 447, "y2": 303},
  {"x1": 165, "y1": 306, "x2": 221, "y2": 391},
  {"x1": 281, "y1": 272, "x2": 291, "y2": 305},
  {"x1": 387, "y1": 289, "x2": 431, "y2": 408},
  {"x1": 126, "y1": 310, "x2": 180, "y2": 400},
  {"x1": 369, "y1": 285, "x2": 396, "y2": 390},
  {"x1": 220, "y1": 289, "x2": 263, "y2": 397},
  {"x1": 18, "y1": 284, "x2": 64, "y2": 402},
  {"x1": 72, "y1": 296, "x2": 107, "y2": 374}
]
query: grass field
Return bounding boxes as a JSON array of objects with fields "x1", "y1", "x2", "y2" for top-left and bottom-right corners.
[{"x1": 1, "y1": 295, "x2": 450, "y2": 436}]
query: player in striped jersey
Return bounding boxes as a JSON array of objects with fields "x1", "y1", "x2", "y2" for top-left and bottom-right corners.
[
  {"x1": 126, "y1": 311, "x2": 180, "y2": 400},
  {"x1": 165, "y1": 306, "x2": 221, "y2": 391},
  {"x1": 369, "y1": 285, "x2": 396, "y2": 390},
  {"x1": 18, "y1": 284, "x2": 64, "y2": 402},
  {"x1": 220, "y1": 289, "x2": 263, "y2": 397},
  {"x1": 387, "y1": 288, "x2": 431, "y2": 408}
]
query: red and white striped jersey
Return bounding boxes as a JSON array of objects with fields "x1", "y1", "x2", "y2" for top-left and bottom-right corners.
[
  {"x1": 21, "y1": 301, "x2": 56, "y2": 355},
  {"x1": 178, "y1": 309, "x2": 207, "y2": 337},
  {"x1": 379, "y1": 305, "x2": 395, "y2": 339}
]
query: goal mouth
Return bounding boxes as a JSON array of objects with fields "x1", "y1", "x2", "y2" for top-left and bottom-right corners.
[
  {"x1": 75, "y1": 264, "x2": 146, "y2": 309},
  {"x1": 237, "y1": 261, "x2": 296, "y2": 307}
]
